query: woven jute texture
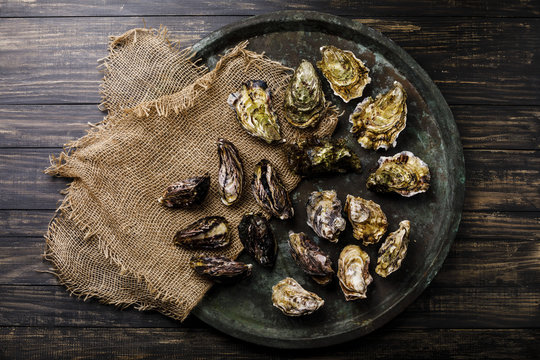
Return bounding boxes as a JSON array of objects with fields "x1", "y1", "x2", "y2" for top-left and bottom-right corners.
[{"x1": 45, "y1": 27, "x2": 338, "y2": 320}]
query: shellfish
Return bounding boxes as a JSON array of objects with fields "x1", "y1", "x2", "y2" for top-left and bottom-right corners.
[
  {"x1": 306, "y1": 190, "x2": 346, "y2": 242},
  {"x1": 272, "y1": 277, "x2": 324, "y2": 316},
  {"x1": 288, "y1": 232, "x2": 334, "y2": 285},
  {"x1": 251, "y1": 159, "x2": 294, "y2": 220},
  {"x1": 173, "y1": 216, "x2": 230, "y2": 249},
  {"x1": 344, "y1": 195, "x2": 388, "y2": 246},
  {"x1": 217, "y1": 138, "x2": 243, "y2": 206},
  {"x1": 376, "y1": 220, "x2": 411, "y2": 277},
  {"x1": 158, "y1": 174, "x2": 210, "y2": 208},
  {"x1": 237, "y1": 213, "x2": 277, "y2": 267},
  {"x1": 337, "y1": 245, "x2": 373, "y2": 300},
  {"x1": 190, "y1": 255, "x2": 252, "y2": 283}
]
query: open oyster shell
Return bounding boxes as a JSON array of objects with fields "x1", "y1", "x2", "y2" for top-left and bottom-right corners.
[
  {"x1": 344, "y1": 195, "x2": 388, "y2": 246},
  {"x1": 158, "y1": 174, "x2": 210, "y2": 208},
  {"x1": 173, "y1": 216, "x2": 230, "y2": 249},
  {"x1": 288, "y1": 232, "x2": 334, "y2": 285},
  {"x1": 238, "y1": 213, "x2": 277, "y2": 267},
  {"x1": 306, "y1": 190, "x2": 346, "y2": 243},
  {"x1": 227, "y1": 80, "x2": 282, "y2": 144},
  {"x1": 317, "y1": 45, "x2": 371, "y2": 103},
  {"x1": 217, "y1": 138, "x2": 243, "y2": 206},
  {"x1": 350, "y1": 81, "x2": 408, "y2": 150},
  {"x1": 190, "y1": 255, "x2": 252, "y2": 284},
  {"x1": 284, "y1": 60, "x2": 326, "y2": 128},
  {"x1": 337, "y1": 245, "x2": 373, "y2": 301},
  {"x1": 251, "y1": 159, "x2": 294, "y2": 220},
  {"x1": 376, "y1": 220, "x2": 411, "y2": 277},
  {"x1": 272, "y1": 277, "x2": 325, "y2": 316},
  {"x1": 367, "y1": 151, "x2": 431, "y2": 197}
]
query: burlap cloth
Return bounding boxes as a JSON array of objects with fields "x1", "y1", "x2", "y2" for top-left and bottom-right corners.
[{"x1": 44, "y1": 27, "x2": 338, "y2": 321}]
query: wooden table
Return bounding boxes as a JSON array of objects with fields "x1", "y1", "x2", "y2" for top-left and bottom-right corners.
[{"x1": 1, "y1": 2, "x2": 538, "y2": 358}]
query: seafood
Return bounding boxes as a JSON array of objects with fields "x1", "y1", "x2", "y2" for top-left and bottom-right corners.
[
  {"x1": 251, "y1": 159, "x2": 294, "y2": 220},
  {"x1": 158, "y1": 174, "x2": 210, "y2": 208},
  {"x1": 306, "y1": 190, "x2": 346, "y2": 242},
  {"x1": 344, "y1": 195, "x2": 388, "y2": 246},
  {"x1": 190, "y1": 256, "x2": 252, "y2": 283},
  {"x1": 288, "y1": 232, "x2": 334, "y2": 285},
  {"x1": 173, "y1": 216, "x2": 230, "y2": 249},
  {"x1": 237, "y1": 213, "x2": 277, "y2": 267},
  {"x1": 376, "y1": 220, "x2": 411, "y2": 277},
  {"x1": 272, "y1": 277, "x2": 324, "y2": 316},
  {"x1": 337, "y1": 245, "x2": 373, "y2": 300},
  {"x1": 217, "y1": 138, "x2": 244, "y2": 206}
]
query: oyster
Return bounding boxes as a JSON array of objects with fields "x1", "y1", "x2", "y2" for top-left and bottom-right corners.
[
  {"x1": 337, "y1": 245, "x2": 373, "y2": 301},
  {"x1": 227, "y1": 80, "x2": 282, "y2": 144},
  {"x1": 283, "y1": 60, "x2": 325, "y2": 128},
  {"x1": 317, "y1": 45, "x2": 371, "y2": 103},
  {"x1": 251, "y1": 159, "x2": 294, "y2": 220},
  {"x1": 217, "y1": 138, "x2": 244, "y2": 206},
  {"x1": 238, "y1": 213, "x2": 277, "y2": 267},
  {"x1": 288, "y1": 232, "x2": 334, "y2": 285},
  {"x1": 286, "y1": 137, "x2": 362, "y2": 177},
  {"x1": 158, "y1": 174, "x2": 210, "y2": 208},
  {"x1": 350, "y1": 81, "x2": 407, "y2": 150},
  {"x1": 344, "y1": 195, "x2": 388, "y2": 246},
  {"x1": 367, "y1": 151, "x2": 430, "y2": 197},
  {"x1": 306, "y1": 190, "x2": 346, "y2": 242},
  {"x1": 272, "y1": 277, "x2": 324, "y2": 316},
  {"x1": 190, "y1": 255, "x2": 252, "y2": 284},
  {"x1": 173, "y1": 216, "x2": 230, "y2": 249},
  {"x1": 376, "y1": 220, "x2": 411, "y2": 278}
]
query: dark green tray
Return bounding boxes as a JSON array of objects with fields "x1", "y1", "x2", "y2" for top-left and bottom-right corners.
[{"x1": 190, "y1": 11, "x2": 465, "y2": 349}]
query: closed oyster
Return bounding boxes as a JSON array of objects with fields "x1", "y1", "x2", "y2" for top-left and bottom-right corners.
[
  {"x1": 344, "y1": 195, "x2": 388, "y2": 246},
  {"x1": 306, "y1": 190, "x2": 346, "y2": 243},
  {"x1": 284, "y1": 60, "x2": 325, "y2": 128},
  {"x1": 367, "y1": 151, "x2": 430, "y2": 197},
  {"x1": 337, "y1": 245, "x2": 373, "y2": 301},
  {"x1": 173, "y1": 216, "x2": 230, "y2": 249},
  {"x1": 272, "y1": 277, "x2": 324, "y2": 316},
  {"x1": 227, "y1": 80, "x2": 282, "y2": 144},
  {"x1": 217, "y1": 138, "x2": 243, "y2": 206},
  {"x1": 286, "y1": 137, "x2": 362, "y2": 177},
  {"x1": 317, "y1": 45, "x2": 371, "y2": 103},
  {"x1": 190, "y1": 255, "x2": 252, "y2": 284},
  {"x1": 350, "y1": 81, "x2": 407, "y2": 150},
  {"x1": 251, "y1": 159, "x2": 294, "y2": 220},
  {"x1": 376, "y1": 220, "x2": 411, "y2": 278},
  {"x1": 158, "y1": 174, "x2": 210, "y2": 208},
  {"x1": 238, "y1": 213, "x2": 277, "y2": 267},
  {"x1": 288, "y1": 232, "x2": 334, "y2": 285}
]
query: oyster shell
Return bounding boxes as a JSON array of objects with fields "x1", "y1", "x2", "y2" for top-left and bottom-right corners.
[
  {"x1": 376, "y1": 220, "x2": 411, "y2": 277},
  {"x1": 288, "y1": 232, "x2": 334, "y2": 285},
  {"x1": 190, "y1": 255, "x2": 252, "y2": 284},
  {"x1": 283, "y1": 60, "x2": 325, "y2": 128},
  {"x1": 272, "y1": 277, "x2": 324, "y2": 316},
  {"x1": 251, "y1": 159, "x2": 294, "y2": 220},
  {"x1": 286, "y1": 137, "x2": 362, "y2": 177},
  {"x1": 337, "y1": 245, "x2": 373, "y2": 300},
  {"x1": 350, "y1": 81, "x2": 407, "y2": 150},
  {"x1": 217, "y1": 138, "x2": 244, "y2": 206},
  {"x1": 306, "y1": 190, "x2": 346, "y2": 243},
  {"x1": 317, "y1": 45, "x2": 371, "y2": 103},
  {"x1": 173, "y1": 216, "x2": 230, "y2": 249},
  {"x1": 158, "y1": 174, "x2": 210, "y2": 208},
  {"x1": 367, "y1": 151, "x2": 430, "y2": 197},
  {"x1": 238, "y1": 213, "x2": 277, "y2": 267},
  {"x1": 227, "y1": 80, "x2": 282, "y2": 144},
  {"x1": 344, "y1": 195, "x2": 388, "y2": 246}
]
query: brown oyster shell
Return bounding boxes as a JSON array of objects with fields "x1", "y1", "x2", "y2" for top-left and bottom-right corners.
[{"x1": 344, "y1": 195, "x2": 388, "y2": 246}]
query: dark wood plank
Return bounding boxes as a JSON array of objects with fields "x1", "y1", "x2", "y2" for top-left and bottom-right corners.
[
  {"x1": 0, "y1": 17, "x2": 539, "y2": 105},
  {"x1": 1, "y1": 148, "x2": 538, "y2": 211},
  {"x1": 2, "y1": 0, "x2": 539, "y2": 17},
  {"x1": 2, "y1": 104, "x2": 538, "y2": 149}
]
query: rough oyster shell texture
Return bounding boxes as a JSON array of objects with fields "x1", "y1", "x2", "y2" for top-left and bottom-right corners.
[
  {"x1": 251, "y1": 159, "x2": 294, "y2": 220},
  {"x1": 350, "y1": 81, "x2": 408, "y2": 150},
  {"x1": 272, "y1": 277, "x2": 325, "y2": 316},
  {"x1": 227, "y1": 80, "x2": 282, "y2": 144},
  {"x1": 337, "y1": 245, "x2": 373, "y2": 301},
  {"x1": 237, "y1": 213, "x2": 277, "y2": 267},
  {"x1": 376, "y1": 220, "x2": 411, "y2": 278},
  {"x1": 367, "y1": 151, "x2": 431, "y2": 197},
  {"x1": 288, "y1": 232, "x2": 334, "y2": 285},
  {"x1": 173, "y1": 216, "x2": 230, "y2": 249},
  {"x1": 283, "y1": 60, "x2": 326, "y2": 128},
  {"x1": 317, "y1": 45, "x2": 371, "y2": 103},
  {"x1": 344, "y1": 195, "x2": 388, "y2": 246},
  {"x1": 217, "y1": 138, "x2": 244, "y2": 206},
  {"x1": 190, "y1": 255, "x2": 252, "y2": 284},
  {"x1": 306, "y1": 190, "x2": 346, "y2": 243},
  {"x1": 158, "y1": 174, "x2": 210, "y2": 208}
]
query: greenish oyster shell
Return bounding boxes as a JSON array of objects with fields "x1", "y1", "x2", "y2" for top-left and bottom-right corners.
[
  {"x1": 376, "y1": 220, "x2": 411, "y2": 278},
  {"x1": 272, "y1": 277, "x2": 325, "y2": 316},
  {"x1": 190, "y1": 255, "x2": 252, "y2": 284},
  {"x1": 173, "y1": 216, "x2": 230, "y2": 249},
  {"x1": 337, "y1": 245, "x2": 373, "y2": 301},
  {"x1": 306, "y1": 190, "x2": 346, "y2": 243},
  {"x1": 251, "y1": 159, "x2": 294, "y2": 220},
  {"x1": 344, "y1": 195, "x2": 388, "y2": 246},
  {"x1": 237, "y1": 213, "x2": 277, "y2": 267},
  {"x1": 217, "y1": 138, "x2": 243, "y2": 206},
  {"x1": 158, "y1": 174, "x2": 210, "y2": 208},
  {"x1": 317, "y1": 45, "x2": 371, "y2": 103},
  {"x1": 367, "y1": 151, "x2": 430, "y2": 197},
  {"x1": 288, "y1": 232, "x2": 334, "y2": 285},
  {"x1": 286, "y1": 137, "x2": 362, "y2": 177},
  {"x1": 227, "y1": 80, "x2": 282, "y2": 144},
  {"x1": 350, "y1": 81, "x2": 407, "y2": 150},
  {"x1": 283, "y1": 60, "x2": 326, "y2": 128}
]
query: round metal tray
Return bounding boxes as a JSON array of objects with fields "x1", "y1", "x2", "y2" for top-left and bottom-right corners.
[{"x1": 190, "y1": 11, "x2": 465, "y2": 349}]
